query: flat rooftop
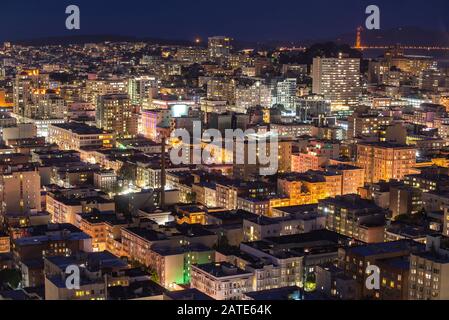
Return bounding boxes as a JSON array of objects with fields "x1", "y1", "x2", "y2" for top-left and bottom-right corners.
[
  {"x1": 51, "y1": 122, "x2": 108, "y2": 135},
  {"x1": 265, "y1": 229, "x2": 352, "y2": 246},
  {"x1": 193, "y1": 262, "x2": 252, "y2": 278},
  {"x1": 347, "y1": 240, "x2": 424, "y2": 257},
  {"x1": 272, "y1": 204, "x2": 318, "y2": 215},
  {"x1": 164, "y1": 288, "x2": 213, "y2": 300},
  {"x1": 244, "y1": 286, "x2": 301, "y2": 300},
  {"x1": 151, "y1": 244, "x2": 212, "y2": 256},
  {"x1": 124, "y1": 227, "x2": 168, "y2": 242},
  {"x1": 320, "y1": 195, "x2": 383, "y2": 211},
  {"x1": 378, "y1": 256, "x2": 410, "y2": 271},
  {"x1": 413, "y1": 251, "x2": 449, "y2": 263},
  {"x1": 15, "y1": 232, "x2": 91, "y2": 246},
  {"x1": 358, "y1": 141, "x2": 414, "y2": 149}
]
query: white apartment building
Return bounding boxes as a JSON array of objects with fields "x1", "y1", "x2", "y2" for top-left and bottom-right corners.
[
  {"x1": 190, "y1": 262, "x2": 253, "y2": 300},
  {"x1": 312, "y1": 54, "x2": 361, "y2": 110},
  {"x1": 235, "y1": 80, "x2": 272, "y2": 113}
]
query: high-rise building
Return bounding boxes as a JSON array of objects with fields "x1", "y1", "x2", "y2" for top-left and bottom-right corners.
[
  {"x1": 128, "y1": 76, "x2": 158, "y2": 108},
  {"x1": 389, "y1": 184, "x2": 423, "y2": 218},
  {"x1": 297, "y1": 95, "x2": 331, "y2": 121},
  {"x1": 96, "y1": 94, "x2": 138, "y2": 138},
  {"x1": 270, "y1": 123, "x2": 313, "y2": 138},
  {"x1": 233, "y1": 135, "x2": 290, "y2": 180},
  {"x1": 272, "y1": 78, "x2": 297, "y2": 111},
  {"x1": 0, "y1": 164, "x2": 41, "y2": 215},
  {"x1": 419, "y1": 69, "x2": 447, "y2": 92},
  {"x1": 13, "y1": 71, "x2": 33, "y2": 116},
  {"x1": 356, "y1": 142, "x2": 416, "y2": 184},
  {"x1": 85, "y1": 77, "x2": 128, "y2": 106},
  {"x1": 312, "y1": 55, "x2": 361, "y2": 109},
  {"x1": 13, "y1": 69, "x2": 49, "y2": 117},
  {"x1": 208, "y1": 36, "x2": 233, "y2": 59},
  {"x1": 347, "y1": 114, "x2": 393, "y2": 139},
  {"x1": 174, "y1": 47, "x2": 209, "y2": 64},
  {"x1": 29, "y1": 89, "x2": 65, "y2": 119},
  {"x1": 139, "y1": 109, "x2": 171, "y2": 141},
  {"x1": 206, "y1": 77, "x2": 235, "y2": 103},
  {"x1": 235, "y1": 79, "x2": 272, "y2": 113}
]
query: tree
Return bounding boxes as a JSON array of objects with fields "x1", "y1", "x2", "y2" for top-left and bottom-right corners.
[
  {"x1": 149, "y1": 269, "x2": 160, "y2": 284},
  {"x1": 0, "y1": 269, "x2": 22, "y2": 289},
  {"x1": 394, "y1": 211, "x2": 426, "y2": 226},
  {"x1": 104, "y1": 182, "x2": 123, "y2": 196},
  {"x1": 129, "y1": 260, "x2": 160, "y2": 284},
  {"x1": 214, "y1": 234, "x2": 232, "y2": 251},
  {"x1": 118, "y1": 163, "x2": 135, "y2": 185},
  {"x1": 185, "y1": 192, "x2": 196, "y2": 204},
  {"x1": 278, "y1": 42, "x2": 364, "y2": 69},
  {"x1": 304, "y1": 272, "x2": 316, "y2": 292}
]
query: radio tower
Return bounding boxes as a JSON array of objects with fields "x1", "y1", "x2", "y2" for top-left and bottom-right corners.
[{"x1": 355, "y1": 26, "x2": 363, "y2": 49}]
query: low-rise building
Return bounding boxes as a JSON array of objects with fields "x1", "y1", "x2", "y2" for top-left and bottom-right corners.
[
  {"x1": 121, "y1": 224, "x2": 218, "y2": 267},
  {"x1": 338, "y1": 240, "x2": 424, "y2": 299},
  {"x1": 319, "y1": 195, "x2": 386, "y2": 243},
  {"x1": 13, "y1": 223, "x2": 92, "y2": 264},
  {"x1": 46, "y1": 188, "x2": 115, "y2": 226},
  {"x1": 0, "y1": 231, "x2": 10, "y2": 253},
  {"x1": 409, "y1": 235, "x2": 449, "y2": 300},
  {"x1": 93, "y1": 170, "x2": 117, "y2": 191},
  {"x1": 190, "y1": 262, "x2": 253, "y2": 300},
  {"x1": 243, "y1": 205, "x2": 325, "y2": 241},
  {"x1": 48, "y1": 122, "x2": 115, "y2": 151},
  {"x1": 44, "y1": 251, "x2": 164, "y2": 300},
  {"x1": 356, "y1": 142, "x2": 416, "y2": 184},
  {"x1": 148, "y1": 244, "x2": 214, "y2": 289}
]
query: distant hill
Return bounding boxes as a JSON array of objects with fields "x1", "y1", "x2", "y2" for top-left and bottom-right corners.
[
  {"x1": 10, "y1": 27, "x2": 449, "y2": 49},
  {"x1": 333, "y1": 26, "x2": 449, "y2": 47},
  {"x1": 13, "y1": 34, "x2": 197, "y2": 46},
  {"x1": 278, "y1": 42, "x2": 362, "y2": 65}
]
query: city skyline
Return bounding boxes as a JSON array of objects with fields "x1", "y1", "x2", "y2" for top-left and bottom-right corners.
[
  {"x1": 3, "y1": 1, "x2": 449, "y2": 306},
  {"x1": 1, "y1": 0, "x2": 449, "y2": 43}
]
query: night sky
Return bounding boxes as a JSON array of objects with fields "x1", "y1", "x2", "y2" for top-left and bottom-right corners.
[{"x1": 1, "y1": 0, "x2": 449, "y2": 42}]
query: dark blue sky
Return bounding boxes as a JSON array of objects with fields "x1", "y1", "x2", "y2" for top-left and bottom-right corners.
[{"x1": 1, "y1": 0, "x2": 449, "y2": 42}]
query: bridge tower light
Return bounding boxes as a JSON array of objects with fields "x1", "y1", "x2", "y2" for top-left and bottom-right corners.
[{"x1": 356, "y1": 26, "x2": 363, "y2": 49}]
